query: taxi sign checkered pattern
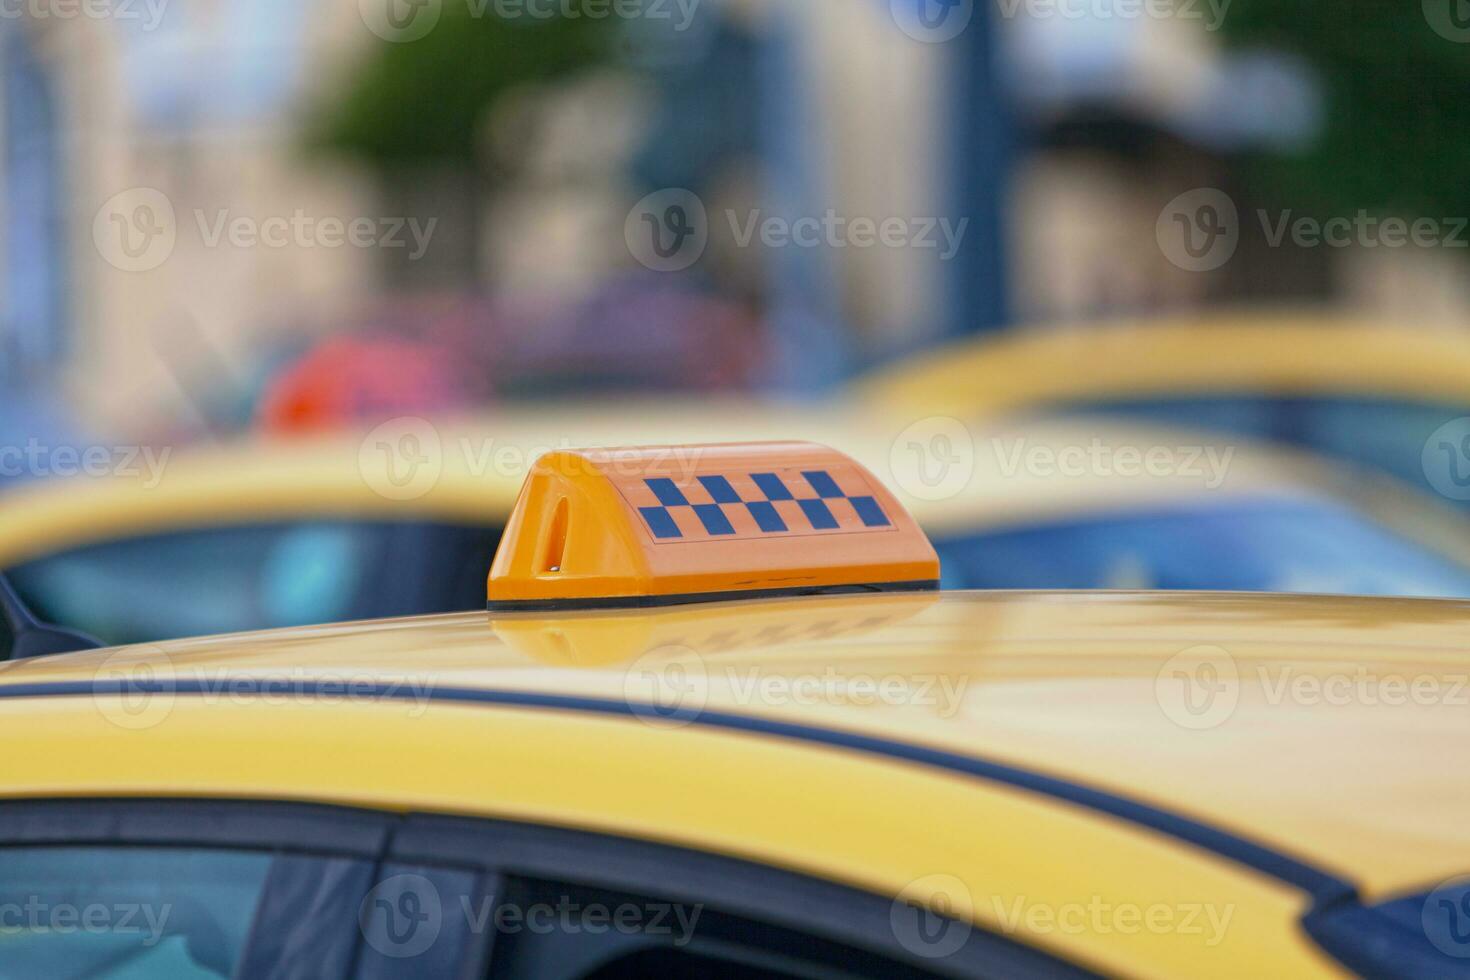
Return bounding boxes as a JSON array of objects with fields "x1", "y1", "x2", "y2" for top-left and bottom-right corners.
[{"x1": 618, "y1": 467, "x2": 894, "y2": 543}]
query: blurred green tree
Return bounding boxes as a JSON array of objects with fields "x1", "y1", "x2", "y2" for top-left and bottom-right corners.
[
  {"x1": 312, "y1": 7, "x2": 610, "y2": 166},
  {"x1": 1221, "y1": 1, "x2": 1470, "y2": 222},
  {"x1": 306, "y1": 8, "x2": 613, "y2": 285}
]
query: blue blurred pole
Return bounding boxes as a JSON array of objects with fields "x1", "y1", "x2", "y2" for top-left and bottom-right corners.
[
  {"x1": 757, "y1": 1, "x2": 1012, "y2": 390},
  {"x1": 947, "y1": 0, "x2": 1012, "y2": 337},
  {"x1": 758, "y1": 8, "x2": 852, "y2": 395}
]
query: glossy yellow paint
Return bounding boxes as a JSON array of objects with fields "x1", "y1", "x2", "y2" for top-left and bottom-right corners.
[
  {"x1": 0, "y1": 695, "x2": 1340, "y2": 979},
  {"x1": 857, "y1": 313, "x2": 1470, "y2": 419},
  {"x1": 2, "y1": 590, "x2": 1468, "y2": 975}
]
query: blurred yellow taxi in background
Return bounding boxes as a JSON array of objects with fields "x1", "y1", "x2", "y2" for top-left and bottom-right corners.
[
  {"x1": 858, "y1": 314, "x2": 1470, "y2": 504},
  {"x1": 860, "y1": 314, "x2": 1470, "y2": 419},
  {"x1": 8, "y1": 407, "x2": 1470, "y2": 646}
]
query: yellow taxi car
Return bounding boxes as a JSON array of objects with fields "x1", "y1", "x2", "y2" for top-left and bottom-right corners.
[
  {"x1": 8, "y1": 410, "x2": 1470, "y2": 646},
  {"x1": 0, "y1": 442, "x2": 1464, "y2": 979},
  {"x1": 857, "y1": 313, "x2": 1470, "y2": 504}
]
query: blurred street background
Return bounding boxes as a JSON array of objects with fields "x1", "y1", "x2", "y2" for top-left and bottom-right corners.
[{"x1": 3, "y1": 0, "x2": 1465, "y2": 441}]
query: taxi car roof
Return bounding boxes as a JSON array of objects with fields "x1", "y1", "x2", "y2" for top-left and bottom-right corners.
[
  {"x1": 2, "y1": 588, "x2": 1467, "y2": 901},
  {"x1": 857, "y1": 312, "x2": 1470, "y2": 418}
]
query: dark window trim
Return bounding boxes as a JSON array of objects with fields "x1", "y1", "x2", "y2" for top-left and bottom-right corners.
[
  {"x1": 0, "y1": 799, "x2": 1096, "y2": 979},
  {"x1": 0, "y1": 797, "x2": 393, "y2": 858}
]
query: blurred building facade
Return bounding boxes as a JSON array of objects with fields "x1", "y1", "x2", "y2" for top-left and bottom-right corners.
[{"x1": 1, "y1": 1, "x2": 377, "y2": 433}]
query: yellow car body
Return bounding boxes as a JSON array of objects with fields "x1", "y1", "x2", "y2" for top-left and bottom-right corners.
[
  {"x1": 857, "y1": 313, "x2": 1470, "y2": 419},
  {"x1": 0, "y1": 589, "x2": 1467, "y2": 976}
]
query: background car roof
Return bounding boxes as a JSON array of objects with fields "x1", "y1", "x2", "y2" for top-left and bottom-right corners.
[
  {"x1": 0, "y1": 401, "x2": 1443, "y2": 565},
  {"x1": 856, "y1": 313, "x2": 1470, "y2": 419}
]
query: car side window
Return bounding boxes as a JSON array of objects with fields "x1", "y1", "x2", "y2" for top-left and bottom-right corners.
[
  {"x1": 0, "y1": 845, "x2": 272, "y2": 978},
  {"x1": 0, "y1": 800, "x2": 393, "y2": 980},
  {"x1": 4, "y1": 519, "x2": 503, "y2": 645}
]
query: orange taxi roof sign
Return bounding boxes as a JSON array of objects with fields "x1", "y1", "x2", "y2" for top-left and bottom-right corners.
[{"x1": 487, "y1": 442, "x2": 940, "y2": 611}]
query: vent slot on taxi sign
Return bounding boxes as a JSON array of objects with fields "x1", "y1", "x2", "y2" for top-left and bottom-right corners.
[
  {"x1": 487, "y1": 442, "x2": 940, "y2": 611},
  {"x1": 539, "y1": 497, "x2": 569, "y2": 574}
]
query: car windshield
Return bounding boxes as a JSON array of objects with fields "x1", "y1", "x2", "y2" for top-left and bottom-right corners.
[
  {"x1": 1069, "y1": 396, "x2": 1468, "y2": 501},
  {"x1": 934, "y1": 496, "x2": 1470, "y2": 598},
  {"x1": 4, "y1": 519, "x2": 501, "y2": 646}
]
